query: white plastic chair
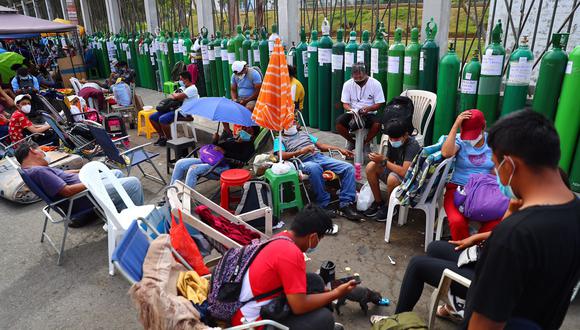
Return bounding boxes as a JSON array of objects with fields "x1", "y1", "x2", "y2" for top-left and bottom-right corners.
[
  {"x1": 428, "y1": 269, "x2": 471, "y2": 329},
  {"x1": 170, "y1": 109, "x2": 198, "y2": 142},
  {"x1": 380, "y1": 89, "x2": 437, "y2": 153},
  {"x1": 384, "y1": 157, "x2": 454, "y2": 251},
  {"x1": 69, "y1": 77, "x2": 82, "y2": 94},
  {"x1": 79, "y1": 161, "x2": 156, "y2": 276}
]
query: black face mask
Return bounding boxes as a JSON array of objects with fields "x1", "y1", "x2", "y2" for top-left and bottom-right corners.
[{"x1": 354, "y1": 76, "x2": 368, "y2": 86}]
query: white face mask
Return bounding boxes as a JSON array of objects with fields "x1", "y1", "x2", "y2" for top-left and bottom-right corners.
[
  {"x1": 466, "y1": 133, "x2": 483, "y2": 147},
  {"x1": 42, "y1": 151, "x2": 51, "y2": 163},
  {"x1": 284, "y1": 125, "x2": 298, "y2": 136},
  {"x1": 20, "y1": 104, "x2": 32, "y2": 114}
]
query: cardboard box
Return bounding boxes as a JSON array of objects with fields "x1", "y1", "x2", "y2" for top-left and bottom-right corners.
[{"x1": 57, "y1": 55, "x2": 86, "y2": 88}]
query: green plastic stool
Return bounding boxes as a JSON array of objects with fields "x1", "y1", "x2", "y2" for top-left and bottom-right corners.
[
  {"x1": 163, "y1": 81, "x2": 179, "y2": 95},
  {"x1": 264, "y1": 168, "x2": 304, "y2": 218}
]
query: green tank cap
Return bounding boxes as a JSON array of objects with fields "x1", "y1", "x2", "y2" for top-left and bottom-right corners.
[
  {"x1": 362, "y1": 30, "x2": 370, "y2": 42},
  {"x1": 491, "y1": 20, "x2": 503, "y2": 43},
  {"x1": 410, "y1": 27, "x2": 419, "y2": 42},
  {"x1": 394, "y1": 27, "x2": 403, "y2": 42},
  {"x1": 425, "y1": 18, "x2": 438, "y2": 40},
  {"x1": 336, "y1": 28, "x2": 344, "y2": 42}
]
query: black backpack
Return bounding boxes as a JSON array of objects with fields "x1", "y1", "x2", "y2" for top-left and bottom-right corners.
[
  {"x1": 235, "y1": 180, "x2": 279, "y2": 230},
  {"x1": 382, "y1": 96, "x2": 415, "y2": 135}
]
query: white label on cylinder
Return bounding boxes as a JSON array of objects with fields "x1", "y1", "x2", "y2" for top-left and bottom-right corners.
[
  {"x1": 254, "y1": 49, "x2": 261, "y2": 62},
  {"x1": 318, "y1": 48, "x2": 332, "y2": 65},
  {"x1": 182, "y1": 46, "x2": 188, "y2": 56},
  {"x1": 308, "y1": 46, "x2": 317, "y2": 53},
  {"x1": 404, "y1": 56, "x2": 412, "y2": 75},
  {"x1": 163, "y1": 43, "x2": 168, "y2": 55},
  {"x1": 357, "y1": 50, "x2": 365, "y2": 63},
  {"x1": 465, "y1": 72, "x2": 472, "y2": 80},
  {"x1": 419, "y1": 51, "x2": 424, "y2": 71},
  {"x1": 370, "y1": 48, "x2": 379, "y2": 73},
  {"x1": 565, "y1": 61, "x2": 573, "y2": 74},
  {"x1": 301, "y1": 51, "x2": 308, "y2": 64},
  {"x1": 221, "y1": 49, "x2": 228, "y2": 59},
  {"x1": 248, "y1": 50, "x2": 253, "y2": 63},
  {"x1": 268, "y1": 40, "x2": 274, "y2": 53},
  {"x1": 508, "y1": 60, "x2": 532, "y2": 83},
  {"x1": 332, "y1": 54, "x2": 343, "y2": 72},
  {"x1": 388, "y1": 56, "x2": 400, "y2": 74},
  {"x1": 208, "y1": 49, "x2": 215, "y2": 61},
  {"x1": 228, "y1": 53, "x2": 235, "y2": 64},
  {"x1": 214, "y1": 47, "x2": 221, "y2": 57},
  {"x1": 461, "y1": 79, "x2": 478, "y2": 94},
  {"x1": 345, "y1": 52, "x2": 355, "y2": 68},
  {"x1": 126, "y1": 50, "x2": 131, "y2": 60},
  {"x1": 481, "y1": 54, "x2": 504, "y2": 76},
  {"x1": 201, "y1": 45, "x2": 209, "y2": 64},
  {"x1": 304, "y1": 61, "x2": 309, "y2": 77}
]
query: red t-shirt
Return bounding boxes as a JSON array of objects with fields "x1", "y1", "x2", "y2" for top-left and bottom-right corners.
[
  {"x1": 8, "y1": 110, "x2": 32, "y2": 144},
  {"x1": 231, "y1": 232, "x2": 306, "y2": 325}
]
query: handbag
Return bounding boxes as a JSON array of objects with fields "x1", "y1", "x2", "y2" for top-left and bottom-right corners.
[
  {"x1": 156, "y1": 97, "x2": 181, "y2": 113},
  {"x1": 454, "y1": 174, "x2": 510, "y2": 222},
  {"x1": 199, "y1": 144, "x2": 225, "y2": 166},
  {"x1": 169, "y1": 209, "x2": 210, "y2": 275}
]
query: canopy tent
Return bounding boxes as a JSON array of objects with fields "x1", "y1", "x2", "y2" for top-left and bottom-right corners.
[{"x1": 0, "y1": 6, "x2": 77, "y2": 35}]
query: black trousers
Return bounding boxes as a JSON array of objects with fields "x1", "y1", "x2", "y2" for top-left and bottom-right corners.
[{"x1": 395, "y1": 241, "x2": 476, "y2": 313}]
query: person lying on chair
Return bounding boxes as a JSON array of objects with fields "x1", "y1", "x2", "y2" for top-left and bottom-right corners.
[
  {"x1": 16, "y1": 141, "x2": 144, "y2": 228},
  {"x1": 274, "y1": 122, "x2": 359, "y2": 220}
]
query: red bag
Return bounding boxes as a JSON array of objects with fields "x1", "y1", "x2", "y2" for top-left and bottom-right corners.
[{"x1": 169, "y1": 209, "x2": 210, "y2": 275}]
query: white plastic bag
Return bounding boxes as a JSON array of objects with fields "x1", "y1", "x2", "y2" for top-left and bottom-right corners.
[{"x1": 356, "y1": 182, "x2": 374, "y2": 211}]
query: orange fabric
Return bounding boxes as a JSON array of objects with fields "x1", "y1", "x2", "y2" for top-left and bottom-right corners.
[{"x1": 251, "y1": 38, "x2": 295, "y2": 131}]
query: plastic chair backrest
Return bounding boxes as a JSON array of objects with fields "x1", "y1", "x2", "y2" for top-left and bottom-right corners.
[
  {"x1": 78, "y1": 161, "x2": 136, "y2": 225},
  {"x1": 401, "y1": 90, "x2": 437, "y2": 138},
  {"x1": 417, "y1": 157, "x2": 453, "y2": 206},
  {"x1": 87, "y1": 125, "x2": 126, "y2": 164},
  {"x1": 70, "y1": 77, "x2": 82, "y2": 94},
  {"x1": 111, "y1": 220, "x2": 150, "y2": 283}
]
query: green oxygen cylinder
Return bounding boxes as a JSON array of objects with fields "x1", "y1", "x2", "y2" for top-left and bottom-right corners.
[
  {"x1": 167, "y1": 32, "x2": 176, "y2": 69},
  {"x1": 317, "y1": 18, "x2": 333, "y2": 131},
  {"x1": 433, "y1": 42, "x2": 461, "y2": 141},
  {"x1": 183, "y1": 30, "x2": 193, "y2": 65},
  {"x1": 459, "y1": 51, "x2": 481, "y2": 112},
  {"x1": 201, "y1": 28, "x2": 213, "y2": 96},
  {"x1": 233, "y1": 25, "x2": 245, "y2": 60},
  {"x1": 193, "y1": 36, "x2": 207, "y2": 97},
  {"x1": 295, "y1": 27, "x2": 309, "y2": 124},
  {"x1": 144, "y1": 33, "x2": 157, "y2": 90},
  {"x1": 242, "y1": 30, "x2": 252, "y2": 63},
  {"x1": 176, "y1": 32, "x2": 185, "y2": 63},
  {"x1": 268, "y1": 24, "x2": 280, "y2": 55},
  {"x1": 501, "y1": 36, "x2": 534, "y2": 116},
  {"x1": 555, "y1": 45, "x2": 580, "y2": 172},
  {"x1": 208, "y1": 37, "x2": 219, "y2": 97},
  {"x1": 371, "y1": 22, "x2": 389, "y2": 107},
  {"x1": 387, "y1": 27, "x2": 405, "y2": 102},
  {"x1": 419, "y1": 18, "x2": 439, "y2": 92},
  {"x1": 160, "y1": 32, "x2": 171, "y2": 84},
  {"x1": 331, "y1": 28, "x2": 346, "y2": 132},
  {"x1": 133, "y1": 34, "x2": 143, "y2": 87},
  {"x1": 155, "y1": 33, "x2": 164, "y2": 87},
  {"x1": 476, "y1": 20, "x2": 506, "y2": 123},
  {"x1": 569, "y1": 135, "x2": 580, "y2": 192},
  {"x1": 214, "y1": 32, "x2": 225, "y2": 97},
  {"x1": 357, "y1": 30, "x2": 371, "y2": 75},
  {"x1": 92, "y1": 35, "x2": 102, "y2": 78},
  {"x1": 251, "y1": 29, "x2": 260, "y2": 67},
  {"x1": 227, "y1": 33, "x2": 237, "y2": 79},
  {"x1": 403, "y1": 27, "x2": 421, "y2": 91},
  {"x1": 221, "y1": 36, "x2": 231, "y2": 98},
  {"x1": 532, "y1": 33, "x2": 569, "y2": 121},
  {"x1": 128, "y1": 34, "x2": 140, "y2": 86},
  {"x1": 259, "y1": 27, "x2": 270, "y2": 75},
  {"x1": 308, "y1": 30, "x2": 319, "y2": 128},
  {"x1": 344, "y1": 31, "x2": 359, "y2": 81}
]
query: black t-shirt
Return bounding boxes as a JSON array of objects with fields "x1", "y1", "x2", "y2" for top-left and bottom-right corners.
[
  {"x1": 463, "y1": 198, "x2": 580, "y2": 329},
  {"x1": 386, "y1": 136, "x2": 421, "y2": 166}
]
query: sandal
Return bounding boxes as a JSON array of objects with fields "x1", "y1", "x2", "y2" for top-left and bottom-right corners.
[
  {"x1": 436, "y1": 304, "x2": 463, "y2": 323},
  {"x1": 369, "y1": 315, "x2": 389, "y2": 325}
]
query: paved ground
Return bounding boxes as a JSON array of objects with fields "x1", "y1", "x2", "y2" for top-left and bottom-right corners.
[{"x1": 0, "y1": 87, "x2": 578, "y2": 329}]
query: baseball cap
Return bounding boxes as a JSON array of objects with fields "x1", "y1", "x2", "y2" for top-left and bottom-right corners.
[
  {"x1": 232, "y1": 61, "x2": 247, "y2": 74},
  {"x1": 14, "y1": 94, "x2": 31, "y2": 104},
  {"x1": 460, "y1": 109, "x2": 486, "y2": 140}
]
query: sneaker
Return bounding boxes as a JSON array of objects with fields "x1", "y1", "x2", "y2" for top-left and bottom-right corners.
[
  {"x1": 325, "y1": 224, "x2": 339, "y2": 235},
  {"x1": 334, "y1": 322, "x2": 345, "y2": 330},
  {"x1": 339, "y1": 203, "x2": 361, "y2": 221},
  {"x1": 375, "y1": 206, "x2": 397, "y2": 223},
  {"x1": 325, "y1": 209, "x2": 337, "y2": 219},
  {"x1": 363, "y1": 201, "x2": 384, "y2": 218}
]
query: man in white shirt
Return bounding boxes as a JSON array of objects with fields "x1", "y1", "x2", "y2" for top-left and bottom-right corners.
[{"x1": 336, "y1": 62, "x2": 385, "y2": 149}]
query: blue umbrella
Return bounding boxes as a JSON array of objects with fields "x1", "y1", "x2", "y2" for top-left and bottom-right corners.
[
  {"x1": 180, "y1": 97, "x2": 256, "y2": 126},
  {"x1": 0, "y1": 48, "x2": 6, "y2": 54}
]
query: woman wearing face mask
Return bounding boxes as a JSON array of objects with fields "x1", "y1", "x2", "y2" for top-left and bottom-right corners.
[
  {"x1": 440, "y1": 109, "x2": 500, "y2": 241},
  {"x1": 8, "y1": 94, "x2": 56, "y2": 147}
]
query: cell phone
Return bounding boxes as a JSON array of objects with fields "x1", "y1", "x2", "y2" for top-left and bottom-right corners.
[{"x1": 330, "y1": 275, "x2": 361, "y2": 289}]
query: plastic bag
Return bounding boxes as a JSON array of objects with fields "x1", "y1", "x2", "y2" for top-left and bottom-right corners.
[
  {"x1": 357, "y1": 182, "x2": 375, "y2": 211},
  {"x1": 169, "y1": 209, "x2": 210, "y2": 275}
]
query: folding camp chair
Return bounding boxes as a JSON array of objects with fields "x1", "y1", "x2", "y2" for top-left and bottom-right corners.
[
  {"x1": 17, "y1": 168, "x2": 103, "y2": 265},
  {"x1": 41, "y1": 112, "x2": 96, "y2": 155},
  {"x1": 87, "y1": 124, "x2": 167, "y2": 185}
]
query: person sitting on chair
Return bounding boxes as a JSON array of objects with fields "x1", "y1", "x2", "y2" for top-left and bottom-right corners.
[
  {"x1": 11, "y1": 67, "x2": 40, "y2": 95},
  {"x1": 149, "y1": 71, "x2": 199, "y2": 146},
  {"x1": 8, "y1": 94, "x2": 57, "y2": 147},
  {"x1": 335, "y1": 62, "x2": 385, "y2": 151},
  {"x1": 275, "y1": 121, "x2": 359, "y2": 220},
  {"x1": 363, "y1": 119, "x2": 421, "y2": 221},
  {"x1": 288, "y1": 65, "x2": 305, "y2": 111},
  {"x1": 16, "y1": 141, "x2": 144, "y2": 228}
]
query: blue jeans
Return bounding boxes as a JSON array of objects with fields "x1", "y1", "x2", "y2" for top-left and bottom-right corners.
[
  {"x1": 149, "y1": 111, "x2": 176, "y2": 124},
  {"x1": 170, "y1": 158, "x2": 229, "y2": 189},
  {"x1": 300, "y1": 153, "x2": 356, "y2": 208},
  {"x1": 109, "y1": 169, "x2": 144, "y2": 210}
]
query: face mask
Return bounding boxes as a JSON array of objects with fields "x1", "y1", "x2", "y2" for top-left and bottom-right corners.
[
  {"x1": 284, "y1": 125, "x2": 298, "y2": 136},
  {"x1": 354, "y1": 76, "x2": 368, "y2": 84},
  {"x1": 306, "y1": 234, "x2": 319, "y2": 254},
  {"x1": 466, "y1": 133, "x2": 483, "y2": 147},
  {"x1": 495, "y1": 157, "x2": 517, "y2": 200},
  {"x1": 20, "y1": 104, "x2": 31, "y2": 114},
  {"x1": 238, "y1": 130, "x2": 251, "y2": 141},
  {"x1": 178, "y1": 80, "x2": 185, "y2": 88},
  {"x1": 41, "y1": 150, "x2": 51, "y2": 163},
  {"x1": 390, "y1": 140, "x2": 403, "y2": 148}
]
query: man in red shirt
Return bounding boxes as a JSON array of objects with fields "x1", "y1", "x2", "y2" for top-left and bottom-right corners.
[
  {"x1": 231, "y1": 205, "x2": 357, "y2": 329},
  {"x1": 8, "y1": 94, "x2": 56, "y2": 146}
]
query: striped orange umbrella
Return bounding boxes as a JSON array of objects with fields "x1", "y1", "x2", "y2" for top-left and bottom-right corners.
[{"x1": 252, "y1": 38, "x2": 295, "y2": 132}]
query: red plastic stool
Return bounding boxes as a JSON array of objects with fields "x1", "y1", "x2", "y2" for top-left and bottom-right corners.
[{"x1": 220, "y1": 169, "x2": 252, "y2": 212}]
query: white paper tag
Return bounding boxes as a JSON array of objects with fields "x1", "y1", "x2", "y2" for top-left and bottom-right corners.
[
  {"x1": 304, "y1": 62, "x2": 309, "y2": 77},
  {"x1": 332, "y1": 54, "x2": 343, "y2": 71},
  {"x1": 308, "y1": 46, "x2": 317, "y2": 53},
  {"x1": 214, "y1": 46, "x2": 221, "y2": 57},
  {"x1": 201, "y1": 45, "x2": 209, "y2": 64},
  {"x1": 268, "y1": 40, "x2": 274, "y2": 53},
  {"x1": 371, "y1": 48, "x2": 379, "y2": 73},
  {"x1": 208, "y1": 49, "x2": 215, "y2": 60},
  {"x1": 419, "y1": 51, "x2": 424, "y2": 71},
  {"x1": 228, "y1": 52, "x2": 235, "y2": 64},
  {"x1": 221, "y1": 49, "x2": 228, "y2": 60},
  {"x1": 465, "y1": 72, "x2": 472, "y2": 80},
  {"x1": 163, "y1": 43, "x2": 168, "y2": 55},
  {"x1": 565, "y1": 61, "x2": 573, "y2": 74},
  {"x1": 481, "y1": 54, "x2": 504, "y2": 75},
  {"x1": 486, "y1": 48, "x2": 493, "y2": 56},
  {"x1": 301, "y1": 51, "x2": 308, "y2": 65},
  {"x1": 318, "y1": 48, "x2": 332, "y2": 65},
  {"x1": 508, "y1": 60, "x2": 532, "y2": 83},
  {"x1": 461, "y1": 79, "x2": 478, "y2": 94},
  {"x1": 254, "y1": 49, "x2": 261, "y2": 62},
  {"x1": 345, "y1": 52, "x2": 355, "y2": 69},
  {"x1": 126, "y1": 50, "x2": 131, "y2": 60},
  {"x1": 388, "y1": 56, "x2": 400, "y2": 74},
  {"x1": 357, "y1": 50, "x2": 365, "y2": 63},
  {"x1": 404, "y1": 56, "x2": 412, "y2": 75}
]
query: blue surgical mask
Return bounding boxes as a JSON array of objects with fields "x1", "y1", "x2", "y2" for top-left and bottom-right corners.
[
  {"x1": 238, "y1": 130, "x2": 251, "y2": 141},
  {"x1": 178, "y1": 80, "x2": 185, "y2": 88},
  {"x1": 494, "y1": 157, "x2": 518, "y2": 200},
  {"x1": 390, "y1": 140, "x2": 403, "y2": 148}
]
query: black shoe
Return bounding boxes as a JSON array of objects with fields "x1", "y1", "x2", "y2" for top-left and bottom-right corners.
[
  {"x1": 325, "y1": 209, "x2": 337, "y2": 219},
  {"x1": 153, "y1": 138, "x2": 167, "y2": 146},
  {"x1": 157, "y1": 138, "x2": 167, "y2": 146},
  {"x1": 68, "y1": 215, "x2": 96, "y2": 228},
  {"x1": 364, "y1": 201, "x2": 384, "y2": 218},
  {"x1": 375, "y1": 206, "x2": 397, "y2": 223},
  {"x1": 339, "y1": 203, "x2": 361, "y2": 221}
]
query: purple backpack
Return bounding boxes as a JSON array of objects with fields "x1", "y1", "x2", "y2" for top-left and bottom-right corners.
[
  {"x1": 199, "y1": 144, "x2": 224, "y2": 166},
  {"x1": 455, "y1": 173, "x2": 510, "y2": 222},
  {"x1": 207, "y1": 236, "x2": 292, "y2": 321}
]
